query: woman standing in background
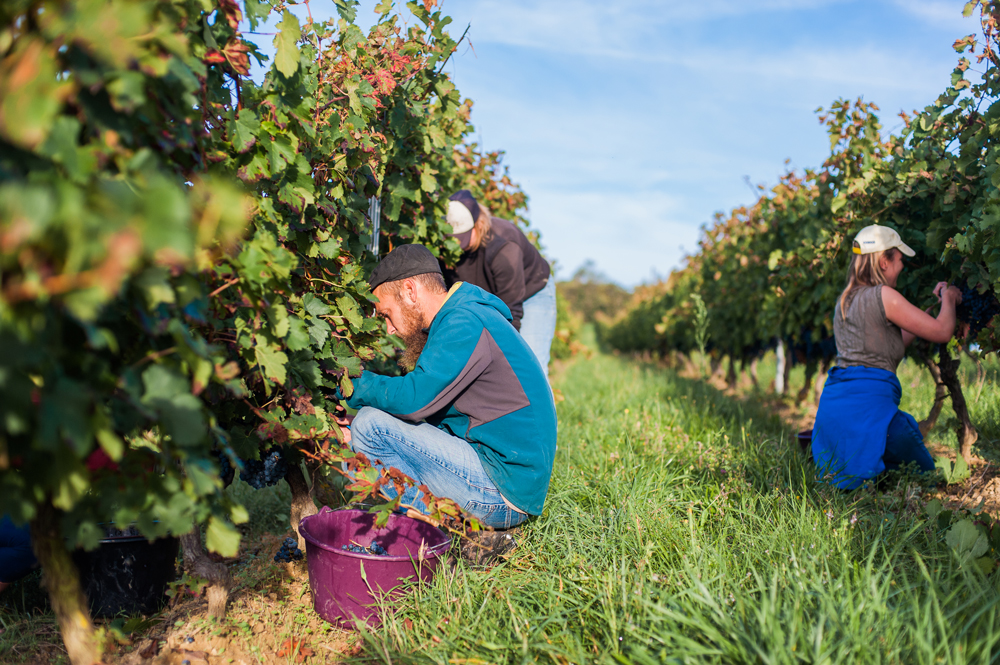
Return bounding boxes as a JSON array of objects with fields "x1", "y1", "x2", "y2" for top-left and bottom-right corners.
[{"x1": 442, "y1": 190, "x2": 556, "y2": 377}]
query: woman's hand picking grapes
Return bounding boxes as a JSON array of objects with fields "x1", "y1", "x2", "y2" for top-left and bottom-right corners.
[{"x1": 933, "y1": 281, "x2": 949, "y2": 302}]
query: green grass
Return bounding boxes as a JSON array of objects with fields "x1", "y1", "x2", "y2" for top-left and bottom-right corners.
[
  {"x1": 356, "y1": 353, "x2": 1000, "y2": 664},
  {"x1": 4, "y1": 351, "x2": 999, "y2": 663}
]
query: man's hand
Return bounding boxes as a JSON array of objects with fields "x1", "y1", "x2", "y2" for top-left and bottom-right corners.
[{"x1": 334, "y1": 407, "x2": 354, "y2": 445}]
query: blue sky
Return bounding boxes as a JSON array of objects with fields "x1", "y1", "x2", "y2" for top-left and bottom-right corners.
[{"x1": 251, "y1": 1, "x2": 980, "y2": 286}]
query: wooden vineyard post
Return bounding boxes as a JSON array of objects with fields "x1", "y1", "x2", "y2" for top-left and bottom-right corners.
[{"x1": 774, "y1": 339, "x2": 787, "y2": 395}]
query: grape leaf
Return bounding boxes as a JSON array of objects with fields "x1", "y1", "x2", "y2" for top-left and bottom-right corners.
[
  {"x1": 255, "y1": 344, "x2": 289, "y2": 384},
  {"x1": 273, "y1": 11, "x2": 301, "y2": 77}
]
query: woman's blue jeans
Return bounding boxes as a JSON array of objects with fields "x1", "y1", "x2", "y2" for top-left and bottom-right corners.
[
  {"x1": 884, "y1": 410, "x2": 936, "y2": 472},
  {"x1": 520, "y1": 278, "x2": 557, "y2": 378},
  {"x1": 349, "y1": 407, "x2": 529, "y2": 529}
]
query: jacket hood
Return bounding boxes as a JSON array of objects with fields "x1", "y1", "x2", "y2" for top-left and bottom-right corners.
[{"x1": 438, "y1": 282, "x2": 513, "y2": 324}]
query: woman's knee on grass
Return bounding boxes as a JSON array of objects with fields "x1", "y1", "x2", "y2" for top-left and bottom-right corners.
[{"x1": 884, "y1": 410, "x2": 935, "y2": 472}]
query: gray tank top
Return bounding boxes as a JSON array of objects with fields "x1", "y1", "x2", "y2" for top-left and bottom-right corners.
[{"x1": 833, "y1": 285, "x2": 905, "y2": 373}]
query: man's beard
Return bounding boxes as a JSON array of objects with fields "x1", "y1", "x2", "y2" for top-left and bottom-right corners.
[{"x1": 396, "y1": 301, "x2": 428, "y2": 372}]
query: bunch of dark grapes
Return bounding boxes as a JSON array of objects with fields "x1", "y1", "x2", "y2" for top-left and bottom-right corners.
[
  {"x1": 215, "y1": 450, "x2": 235, "y2": 487},
  {"x1": 274, "y1": 537, "x2": 304, "y2": 562},
  {"x1": 341, "y1": 541, "x2": 389, "y2": 556},
  {"x1": 956, "y1": 286, "x2": 1000, "y2": 337},
  {"x1": 240, "y1": 448, "x2": 288, "y2": 489}
]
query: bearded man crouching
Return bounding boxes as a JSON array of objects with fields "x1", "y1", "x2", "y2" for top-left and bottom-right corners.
[{"x1": 335, "y1": 244, "x2": 557, "y2": 551}]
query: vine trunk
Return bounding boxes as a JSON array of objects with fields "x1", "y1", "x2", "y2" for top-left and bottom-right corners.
[
  {"x1": 938, "y1": 345, "x2": 978, "y2": 464},
  {"x1": 179, "y1": 530, "x2": 232, "y2": 619},
  {"x1": 286, "y1": 463, "x2": 318, "y2": 551},
  {"x1": 30, "y1": 504, "x2": 101, "y2": 665}
]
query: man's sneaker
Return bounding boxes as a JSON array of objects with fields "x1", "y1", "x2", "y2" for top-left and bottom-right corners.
[{"x1": 459, "y1": 527, "x2": 521, "y2": 567}]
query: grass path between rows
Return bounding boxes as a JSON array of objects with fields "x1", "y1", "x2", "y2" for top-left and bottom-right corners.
[
  {"x1": 357, "y1": 352, "x2": 1000, "y2": 664},
  {"x1": 2, "y1": 352, "x2": 999, "y2": 664}
]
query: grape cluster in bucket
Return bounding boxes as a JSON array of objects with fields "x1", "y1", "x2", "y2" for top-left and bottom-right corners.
[
  {"x1": 341, "y1": 541, "x2": 389, "y2": 556},
  {"x1": 274, "y1": 537, "x2": 304, "y2": 562}
]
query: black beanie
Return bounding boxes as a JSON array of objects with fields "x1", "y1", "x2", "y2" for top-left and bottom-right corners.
[{"x1": 368, "y1": 244, "x2": 442, "y2": 291}]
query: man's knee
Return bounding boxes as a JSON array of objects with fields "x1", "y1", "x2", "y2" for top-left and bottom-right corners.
[{"x1": 349, "y1": 407, "x2": 395, "y2": 453}]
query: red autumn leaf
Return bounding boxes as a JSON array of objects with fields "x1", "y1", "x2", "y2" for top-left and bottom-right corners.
[
  {"x1": 257, "y1": 421, "x2": 289, "y2": 443},
  {"x1": 285, "y1": 386, "x2": 316, "y2": 415},
  {"x1": 203, "y1": 49, "x2": 227, "y2": 65},
  {"x1": 277, "y1": 637, "x2": 313, "y2": 660},
  {"x1": 223, "y1": 39, "x2": 251, "y2": 76},
  {"x1": 214, "y1": 361, "x2": 240, "y2": 381},
  {"x1": 85, "y1": 449, "x2": 119, "y2": 472},
  {"x1": 217, "y1": 0, "x2": 243, "y2": 30}
]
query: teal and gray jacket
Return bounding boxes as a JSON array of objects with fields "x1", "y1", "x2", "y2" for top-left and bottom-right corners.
[{"x1": 346, "y1": 282, "x2": 557, "y2": 515}]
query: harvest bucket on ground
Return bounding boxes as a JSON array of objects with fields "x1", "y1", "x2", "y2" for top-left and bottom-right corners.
[
  {"x1": 72, "y1": 527, "x2": 179, "y2": 618},
  {"x1": 798, "y1": 429, "x2": 813, "y2": 458},
  {"x1": 299, "y1": 507, "x2": 452, "y2": 628}
]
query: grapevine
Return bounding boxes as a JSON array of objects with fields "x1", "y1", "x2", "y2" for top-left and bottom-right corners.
[{"x1": 0, "y1": 0, "x2": 532, "y2": 658}]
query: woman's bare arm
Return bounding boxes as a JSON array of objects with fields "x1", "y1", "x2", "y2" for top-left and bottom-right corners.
[
  {"x1": 883, "y1": 284, "x2": 961, "y2": 344},
  {"x1": 901, "y1": 303, "x2": 940, "y2": 346}
]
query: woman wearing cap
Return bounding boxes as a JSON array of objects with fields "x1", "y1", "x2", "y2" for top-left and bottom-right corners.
[
  {"x1": 812, "y1": 225, "x2": 962, "y2": 489},
  {"x1": 443, "y1": 190, "x2": 556, "y2": 376}
]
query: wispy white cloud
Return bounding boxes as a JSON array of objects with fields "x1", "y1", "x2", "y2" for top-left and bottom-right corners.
[
  {"x1": 890, "y1": 0, "x2": 979, "y2": 32},
  {"x1": 448, "y1": 1, "x2": 962, "y2": 100},
  {"x1": 452, "y1": 0, "x2": 853, "y2": 56},
  {"x1": 528, "y1": 190, "x2": 701, "y2": 284}
]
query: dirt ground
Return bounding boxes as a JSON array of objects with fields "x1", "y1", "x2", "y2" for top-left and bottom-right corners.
[
  {"x1": 106, "y1": 532, "x2": 362, "y2": 665},
  {"x1": 1, "y1": 531, "x2": 364, "y2": 665}
]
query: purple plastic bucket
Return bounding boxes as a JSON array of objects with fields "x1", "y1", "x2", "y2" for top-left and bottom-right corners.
[{"x1": 299, "y1": 507, "x2": 451, "y2": 628}]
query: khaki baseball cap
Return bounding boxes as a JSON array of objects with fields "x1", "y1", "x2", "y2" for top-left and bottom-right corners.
[
  {"x1": 852, "y1": 225, "x2": 915, "y2": 257},
  {"x1": 445, "y1": 190, "x2": 479, "y2": 250}
]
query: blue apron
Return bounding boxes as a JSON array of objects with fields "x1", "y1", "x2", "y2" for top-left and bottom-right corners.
[{"x1": 812, "y1": 366, "x2": 901, "y2": 489}]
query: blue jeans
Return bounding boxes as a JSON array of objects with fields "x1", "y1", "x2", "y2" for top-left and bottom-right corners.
[
  {"x1": 520, "y1": 278, "x2": 557, "y2": 378},
  {"x1": 0, "y1": 515, "x2": 37, "y2": 584},
  {"x1": 349, "y1": 407, "x2": 529, "y2": 529},
  {"x1": 883, "y1": 410, "x2": 936, "y2": 472}
]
